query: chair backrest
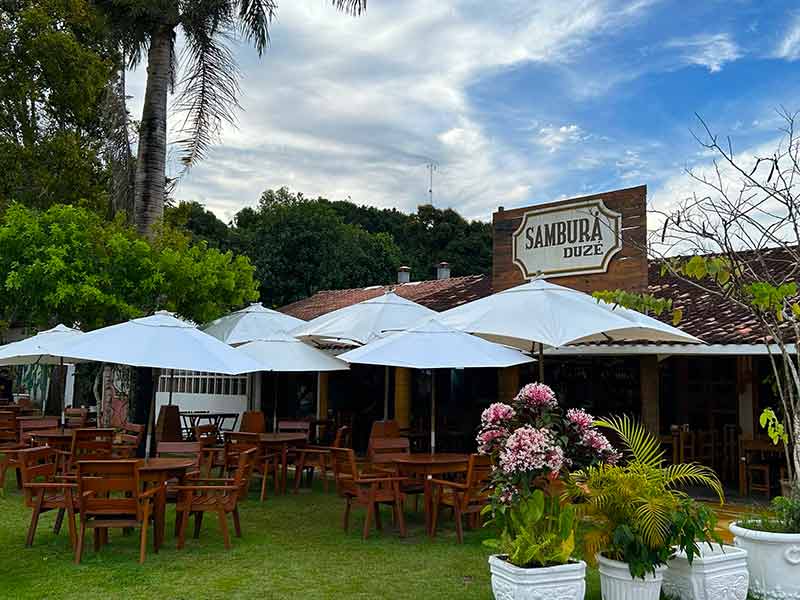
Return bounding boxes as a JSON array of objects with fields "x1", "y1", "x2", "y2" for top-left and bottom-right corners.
[
  {"x1": 18, "y1": 417, "x2": 60, "y2": 444},
  {"x1": 329, "y1": 447, "x2": 359, "y2": 496},
  {"x1": 194, "y1": 424, "x2": 219, "y2": 446},
  {"x1": 369, "y1": 420, "x2": 400, "y2": 440},
  {"x1": 367, "y1": 437, "x2": 410, "y2": 467},
  {"x1": 332, "y1": 426, "x2": 351, "y2": 449},
  {"x1": 18, "y1": 446, "x2": 59, "y2": 507},
  {"x1": 70, "y1": 428, "x2": 114, "y2": 463},
  {"x1": 64, "y1": 407, "x2": 89, "y2": 429},
  {"x1": 156, "y1": 441, "x2": 203, "y2": 468},
  {"x1": 231, "y1": 447, "x2": 257, "y2": 501},
  {"x1": 0, "y1": 410, "x2": 17, "y2": 442},
  {"x1": 240, "y1": 411, "x2": 266, "y2": 434},
  {"x1": 465, "y1": 454, "x2": 492, "y2": 489},
  {"x1": 120, "y1": 422, "x2": 146, "y2": 445},
  {"x1": 277, "y1": 420, "x2": 310, "y2": 440},
  {"x1": 76, "y1": 460, "x2": 141, "y2": 518}
]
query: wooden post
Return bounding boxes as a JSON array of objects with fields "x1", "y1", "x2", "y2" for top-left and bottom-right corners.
[
  {"x1": 736, "y1": 356, "x2": 755, "y2": 438},
  {"x1": 497, "y1": 367, "x2": 520, "y2": 402},
  {"x1": 394, "y1": 367, "x2": 411, "y2": 430},
  {"x1": 640, "y1": 356, "x2": 660, "y2": 434},
  {"x1": 317, "y1": 372, "x2": 329, "y2": 419}
]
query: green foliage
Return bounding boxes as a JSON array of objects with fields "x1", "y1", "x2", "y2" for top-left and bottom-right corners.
[
  {"x1": 663, "y1": 255, "x2": 733, "y2": 285},
  {"x1": 165, "y1": 200, "x2": 233, "y2": 250},
  {"x1": 0, "y1": 203, "x2": 258, "y2": 329},
  {"x1": 233, "y1": 188, "x2": 402, "y2": 306},
  {"x1": 482, "y1": 489, "x2": 577, "y2": 568},
  {"x1": 592, "y1": 290, "x2": 682, "y2": 325},
  {"x1": 568, "y1": 416, "x2": 723, "y2": 578},
  {"x1": 759, "y1": 407, "x2": 789, "y2": 445},
  {"x1": 738, "y1": 495, "x2": 800, "y2": 534},
  {"x1": 744, "y1": 281, "x2": 799, "y2": 322},
  {"x1": 0, "y1": 0, "x2": 116, "y2": 212}
]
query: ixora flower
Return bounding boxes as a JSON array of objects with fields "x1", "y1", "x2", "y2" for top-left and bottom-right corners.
[
  {"x1": 481, "y1": 402, "x2": 515, "y2": 426},
  {"x1": 477, "y1": 427, "x2": 508, "y2": 454},
  {"x1": 499, "y1": 426, "x2": 564, "y2": 476},
  {"x1": 566, "y1": 408, "x2": 594, "y2": 430},
  {"x1": 515, "y1": 382, "x2": 557, "y2": 410}
]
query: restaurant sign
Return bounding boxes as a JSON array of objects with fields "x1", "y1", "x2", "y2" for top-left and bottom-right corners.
[{"x1": 512, "y1": 198, "x2": 622, "y2": 279}]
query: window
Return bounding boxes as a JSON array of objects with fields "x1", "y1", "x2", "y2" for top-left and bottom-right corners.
[{"x1": 157, "y1": 371, "x2": 248, "y2": 397}]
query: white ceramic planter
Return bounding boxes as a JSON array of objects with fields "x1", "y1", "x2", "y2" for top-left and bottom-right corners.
[
  {"x1": 596, "y1": 554, "x2": 666, "y2": 600},
  {"x1": 488, "y1": 554, "x2": 586, "y2": 600},
  {"x1": 662, "y1": 544, "x2": 749, "y2": 600},
  {"x1": 730, "y1": 522, "x2": 800, "y2": 600}
]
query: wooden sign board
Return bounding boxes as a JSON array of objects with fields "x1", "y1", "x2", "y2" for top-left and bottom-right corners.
[{"x1": 492, "y1": 185, "x2": 647, "y2": 294}]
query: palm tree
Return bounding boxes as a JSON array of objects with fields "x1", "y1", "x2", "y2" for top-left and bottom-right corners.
[{"x1": 95, "y1": 1, "x2": 367, "y2": 236}]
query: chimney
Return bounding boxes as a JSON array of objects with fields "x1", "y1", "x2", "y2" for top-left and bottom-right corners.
[
  {"x1": 397, "y1": 266, "x2": 411, "y2": 284},
  {"x1": 436, "y1": 261, "x2": 451, "y2": 280}
]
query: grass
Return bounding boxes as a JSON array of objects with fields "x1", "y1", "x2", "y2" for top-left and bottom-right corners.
[{"x1": 0, "y1": 476, "x2": 602, "y2": 599}]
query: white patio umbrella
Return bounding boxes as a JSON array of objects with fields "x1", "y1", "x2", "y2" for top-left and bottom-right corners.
[
  {"x1": 293, "y1": 291, "x2": 438, "y2": 419},
  {"x1": 339, "y1": 318, "x2": 533, "y2": 452},
  {"x1": 439, "y1": 278, "x2": 701, "y2": 379},
  {"x1": 236, "y1": 332, "x2": 349, "y2": 430},
  {"x1": 50, "y1": 311, "x2": 263, "y2": 453},
  {"x1": 0, "y1": 324, "x2": 84, "y2": 421},
  {"x1": 203, "y1": 302, "x2": 306, "y2": 346}
]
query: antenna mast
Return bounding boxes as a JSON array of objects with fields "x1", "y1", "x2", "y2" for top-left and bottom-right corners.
[{"x1": 426, "y1": 161, "x2": 438, "y2": 205}]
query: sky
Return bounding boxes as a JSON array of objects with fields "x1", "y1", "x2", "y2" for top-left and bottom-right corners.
[{"x1": 127, "y1": 0, "x2": 800, "y2": 225}]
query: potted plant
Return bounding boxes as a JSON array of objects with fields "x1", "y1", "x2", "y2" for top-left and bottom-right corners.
[
  {"x1": 477, "y1": 383, "x2": 619, "y2": 599},
  {"x1": 567, "y1": 416, "x2": 724, "y2": 600},
  {"x1": 730, "y1": 494, "x2": 800, "y2": 600}
]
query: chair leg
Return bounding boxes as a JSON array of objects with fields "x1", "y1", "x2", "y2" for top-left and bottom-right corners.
[
  {"x1": 54, "y1": 508, "x2": 65, "y2": 535},
  {"x1": 139, "y1": 504, "x2": 150, "y2": 564},
  {"x1": 177, "y1": 510, "x2": 189, "y2": 550},
  {"x1": 454, "y1": 503, "x2": 464, "y2": 544},
  {"x1": 93, "y1": 528, "x2": 102, "y2": 552},
  {"x1": 65, "y1": 493, "x2": 77, "y2": 550},
  {"x1": 343, "y1": 498, "x2": 351, "y2": 532},
  {"x1": 431, "y1": 495, "x2": 440, "y2": 539},
  {"x1": 294, "y1": 453, "x2": 306, "y2": 494},
  {"x1": 374, "y1": 503, "x2": 382, "y2": 531},
  {"x1": 26, "y1": 494, "x2": 44, "y2": 547},
  {"x1": 75, "y1": 519, "x2": 86, "y2": 564},
  {"x1": 218, "y1": 509, "x2": 231, "y2": 550},
  {"x1": 362, "y1": 499, "x2": 374, "y2": 540},
  {"x1": 232, "y1": 506, "x2": 242, "y2": 538},
  {"x1": 193, "y1": 512, "x2": 204, "y2": 539},
  {"x1": 260, "y1": 464, "x2": 268, "y2": 502},
  {"x1": 394, "y1": 484, "x2": 407, "y2": 538}
]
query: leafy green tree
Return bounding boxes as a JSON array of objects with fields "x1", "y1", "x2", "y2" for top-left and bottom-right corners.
[
  {"x1": 234, "y1": 188, "x2": 401, "y2": 306},
  {"x1": 165, "y1": 200, "x2": 233, "y2": 250},
  {"x1": 0, "y1": 203, "x2": 258, "y2": 330},
  {"x1": 0, "y1": 0, "x2": 115, "y2": 213},
  {"x1": 93, "y1": 0, "x2": 367, "y2": 236}
]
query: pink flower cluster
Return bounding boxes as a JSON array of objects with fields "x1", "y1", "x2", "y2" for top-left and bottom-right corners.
[
  {"x1": 499, "y1": 426, "x2": 565, "y2": 476},
  {"x1": 566, "y1": 408, "x2": 594, "y2": 430},
  {"x1": 477, "y1": 427, "x2": 508, "y2": 454},
  {"x1": 481, "y1": 402, "x2": 515, "y2": 427},
  {"x1": 580, "y1": 429, "x2": 620, "y2": 464},
  {"x1": 515, "y1": 383, "x2": 557, "y2": 410}
]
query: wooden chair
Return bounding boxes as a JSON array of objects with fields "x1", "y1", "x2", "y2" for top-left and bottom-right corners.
[
  {"x1": 431, "y1": 454, "x2": 492, "y2": 543},
  {"x1": 695, "y1": 430, "x2": 717, "y2": 470},
  {"x1": 194, "y1": 424, "x2": 219, "y2": 445},
  {"x1": 329, "y1": 447, "x2": 407, "y2": 540},
  {"x1": 18, "y1": 417, "x2": 60, "y2": 445},
  {"x1": 64, "y1": 407, "x2": 89, "y2": 429},
  {"x1": 369, "y1": 420, "x2": 400, "y2": 440},
  {"x1": 240, "y1": 411, "x2": 266, "y2": 434},
  {"x1": 174, "y1": 448, "x2": 257, "y2": 550},
  {"x1": 678, "y1": 430, "x2": 695, "y2": 463},
  {"x1": 277, "y1": 420, "x2": 311, "y2": 440},
  {"x1": 74, "y1": 459, "x2": 162, "y2": 564},
  {"x1": 293, "y1": 425, "x2": 352, "y2": 494},
  {"x1": 368, "y1": 437, "x2": 424, "y2": 510},
  {"x1": 68, "y1": 429, "x2": 114, "y2": 471},
  {"x1": 119, "y1": 422, "x2": 146, "y2": 446},
  {"x1": 0, "y1": 410, "x2": 23, "y2": 491},
  {"x1": 223, "y1": 432, "x2": 278, "y2": 501},
  {"x1": 18, "y1": 446, "x2": 77, "y2": 548}
]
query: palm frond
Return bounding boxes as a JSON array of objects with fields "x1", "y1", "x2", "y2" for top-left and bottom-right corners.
[
  {"x1": 634, "y1": 498, "x2": 672, "y2": 549},
  {"x1": 596, "y1": 415, "x2": 665, "y2": 468},
  {"x1": 663, "y1": 463, "x2": 724, "y2": 503},
  {"x1": 235, "y1": 0, "x2": 276, "y2": 56},
  {"x1": 333, "y1": 0, "x2": 367, "y2": 15}
]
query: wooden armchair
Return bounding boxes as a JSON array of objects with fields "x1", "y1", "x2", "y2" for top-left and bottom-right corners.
[
  {"x1": 68, "y1": 428, "x2": 114, "y2": 472},
  {"x1": 223, "y1": 432, "x2": 278, "y2": 501},
  {"x1": 74, "y1": 459, "x2": 162, "y2": 564},
  {"x1": 431, "y1": 454, "x2": 492, "y2": 543},
  {"x1": 18, "y1": 416, "x2": 60, "y2": 445},
  {"x1": 329, "y1": 447, "x2": 407, "y2": 540},
  {"x1": 174, "y1": 448, "x2": 257, "y2": 550},
  {"x1": 119, "y1": 422, "x2": 146, "y2": 446},
  {"x1": 367, "y1": 437, "x2": 424, "y2": 510},
  {"x1": 18, "y1": 446, "x2": 78, "y2": 549},
  {"x1": 293, "y1": 425, "x2": 352, "y2": 494},
  {"x1": 64, "y1": 407, "x2": 89, "y2": 429},
  {"x1": 0, "y1": 410, "x2": 23, "y2": 491},
  {"x1": 240, "y1": 411, "x2": 266, "y2": 434}
]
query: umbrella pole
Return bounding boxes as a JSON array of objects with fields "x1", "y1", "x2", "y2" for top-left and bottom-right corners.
[
  {"x1": 383, "y1": 365, "x2": 390, "y2": 420},
  {"x1": 538, "y1": 343, "x2": 544, "y2": 382},
  {"x1": 145, "y1": 368, "x2": 159, "y2": 457},
  {"x1": 273, "y1": 375, "x2": 278, "y2": 432},
  {"x1": 430, "y1": 370, "x2": 436, "y2": 454},
  {"x1": 60, "y1": 357, "x2": 65, "y2": 428},
  {"x1": 168, "y1": 369, "x2": 174, "y2": 406}
]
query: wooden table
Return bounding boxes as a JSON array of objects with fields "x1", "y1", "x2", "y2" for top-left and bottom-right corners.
[
  {"x1": 392, "y1": 453, "x2": 469, "y2": 536},
  {"x1": 138, "y1": 457, "x2": 197, "y2": 548},
  {"x1": 257, "y1": 433, "x2": 307, "y2": 495}
]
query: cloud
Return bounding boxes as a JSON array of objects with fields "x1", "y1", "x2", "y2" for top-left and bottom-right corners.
[
  {"x1": 665, "y1": 33, "x2": 742, "y2": 72},
  {"x1": 536, "y1": 124, "x2": 586, "y2": 152},
  {"x1": 775, "y1": 14, "x2": 800, "y2": 61}
]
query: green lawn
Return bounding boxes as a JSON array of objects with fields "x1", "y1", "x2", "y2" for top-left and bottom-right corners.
[{"x1": 0, "y1": 476, "x2": 602, "y2": 599}]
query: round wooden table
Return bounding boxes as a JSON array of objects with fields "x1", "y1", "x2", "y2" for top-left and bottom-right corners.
[
  {"x1": 257, "y1": 433, "x2": 307, "y2": 494},
  {"x1": 392, "y1": 453, "x2": 470, "y2": 536},
  {"x1": 138, "y1": 457, "x2": 197, "y2": 548}
]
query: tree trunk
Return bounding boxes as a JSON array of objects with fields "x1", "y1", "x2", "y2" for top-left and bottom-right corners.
[{"x1": 134, "y1": 25, "x2": 173, "y2": 238}]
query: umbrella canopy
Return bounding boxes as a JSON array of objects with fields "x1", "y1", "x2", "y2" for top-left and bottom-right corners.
[
  {"x1": 292, "y1": 291, "x2": 437, "y2": 346},
  {"x1": 236, "y1": 333, "x2": 349, "y2": 372},
  {"x1": 0, "y1": 324, "x2": 84, "y2": 366},
  {"x1": 49, "y1": 311, "x2": 262, "y2": 375},
  {"x1": 439, "y1": 278, "x2": 701, "y2": 350},
  {"x1": 203, "y1": 302, "x2": 306, "y2": 346},
  {"x1": 339, "y1": 318, "x2": 534, "y2": 369}
]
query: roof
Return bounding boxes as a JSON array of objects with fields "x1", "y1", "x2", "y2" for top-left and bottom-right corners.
[
  {"x1": 280, "y1": 275, "x2": 491, "y2": 321},
  {"x1": 281, "y1": 250, "x2": 796, "y2": 346}
]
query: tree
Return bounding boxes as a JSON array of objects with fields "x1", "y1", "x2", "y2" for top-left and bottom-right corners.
[
  {"x1": 648, "y1": 110, "x2": 800, "y2": 492},
  {"x1": 165, "y1": 200, "x2": 233, "y2": 250},
  {"x1": 93, "y1": 0, "x2": 367, "y2": 236},
  {"x1": 0, "y1": 0, "x2": 116, "y2": 213},
  {"x1": 0, "y1": 203, "x2": 259, "y2": 330},
  {"x1": 234, "y1": 188, "x2": 401, "y2": 306}
]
